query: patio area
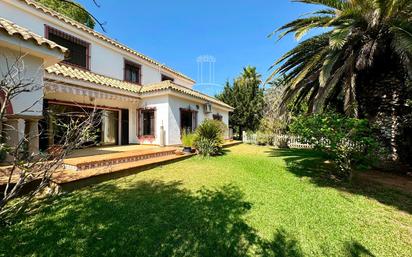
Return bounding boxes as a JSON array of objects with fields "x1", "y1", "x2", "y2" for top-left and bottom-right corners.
[
  {"x1": 0, "y1": 145, "x2": 186, "y2": 189},
  {"x1": 63, "y1": 145, "x2": 179, "y2": 171},
  {"x1": 1, "y1": 142, "x2": 243, "y2": 191},
  {"x1": 66, "y1": 145, "x2": 166, "y2": 159},
  {"x1": 53, "y1": 146, "x2": 192, "y2": 191},
  {"x1": 53, "y1": 142, "x2": 242, "y2": 190}
]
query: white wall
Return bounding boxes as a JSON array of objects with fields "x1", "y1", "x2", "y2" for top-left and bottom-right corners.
[
  {"x1": 167, "y1": 95, "x2": 231, "y2": 145},
  {"x1": 211, "y1": 106, "x2": 230, "y2": 139},
  {"x1": 0, "y1": 47, "x2": 44, "y2": 117},
  {"x1": 137, "y1": 95, "x2": 169, "y2": 145},
  {"x1": 0, "y1": 0, "x2": 195, "y2": 88},
  {"x1": 167, "y1": 95, "x2": 202, "y2": 145}
]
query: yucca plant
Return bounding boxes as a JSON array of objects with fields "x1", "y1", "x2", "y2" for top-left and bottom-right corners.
[
  {"x1": 181, "y1": 131, "x2": 195, "y2": 148},
  {"x1": 194, "y1": 119, "x2": 226, "y2": 156},
  {"x1": 271, "y1": 0, "x2": 412, "y2": 162}
]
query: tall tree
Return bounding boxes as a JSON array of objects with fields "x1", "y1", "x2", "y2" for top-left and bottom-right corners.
[
  {"x1": 260, "y1": 76, "x2": 290, "y2": 134},
  {"x1": 36, "y1": 0, "x2": 96, "y2": 29},
  {"x1": 271, "y1": 0, "x2": 412, "y2": 163},
  {"x1": 217, "y1": 66, "x2": 264, "y2": 135}
]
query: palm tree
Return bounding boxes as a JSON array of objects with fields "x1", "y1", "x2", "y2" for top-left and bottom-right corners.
[{"x1": 271, "y1": 0, "x2": 412, "y2": 161}]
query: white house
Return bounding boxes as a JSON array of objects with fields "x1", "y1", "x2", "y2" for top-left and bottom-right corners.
[{"x1": 0, "y1": 0, "x2": 233, "y2": 154}]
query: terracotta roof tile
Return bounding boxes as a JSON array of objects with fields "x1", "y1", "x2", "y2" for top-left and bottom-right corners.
[
  {"x1": 46, "y1": 63, "x2": 141, "y2": 93},
  {"x1": 45, "y1": 64, "x2": 233, "y2": 110},
  {"x1": 0, "y1": 17, "x2": 67, "y2": 54},
  {"x1": 142, "y1": 81, "x2": 234, "y2": 110}
]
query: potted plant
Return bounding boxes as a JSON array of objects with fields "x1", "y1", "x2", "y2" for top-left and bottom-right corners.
[{"x1": 181, "y1": 131, "x2": 195, "y2": 154}]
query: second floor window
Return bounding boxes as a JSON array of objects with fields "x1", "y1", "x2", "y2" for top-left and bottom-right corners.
[
  {"x1": 45, "y1": 26, "x2": 90, "y2": 69},
  {"x1": 124, "y1": 61, "x2": 141, "y2": 84},
  {"x1": 161, "y1": 74, "x2": 174, "y2": 82}
]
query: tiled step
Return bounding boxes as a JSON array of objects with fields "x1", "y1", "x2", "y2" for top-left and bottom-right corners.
[
  {"x1": 63, "y1": 147, "x2": 177, "y2": 171},
  {"x1": 52, "y1": 153, "x2": 194, "y2": 191}
]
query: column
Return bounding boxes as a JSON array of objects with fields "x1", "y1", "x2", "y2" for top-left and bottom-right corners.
[
  {"x1": 128, "y1": 107, "x2": 138, "y2": 144},
  {"x1": 27, "y1": 119, "x2": 40, "y2": 156},
  {"x1": 3, "y1": 119, "x2": 20, "y2": 162},
  {"x1": 118, "y1": 110, "x2": 122, "y2": 145}
]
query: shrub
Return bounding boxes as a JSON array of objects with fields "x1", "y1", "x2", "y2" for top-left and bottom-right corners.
[
  {"x1": 194, "y1": 119, "x2": 225, "y2": 156},
  {"x1": 289, "y1": 112, "x2": 379, "y2": 180},
  {"x1": 181, "y1": 131, "x2": 195, "y2": 147},
  {"x1": 194, "y1": 137, "x2": 221, "y2": 157},
  {"x1": 256, "y1": 131, "x2": 272, "y2": 145},
  {"x1": 274, "y1": 135, "x2": 289, "y2": 148}
]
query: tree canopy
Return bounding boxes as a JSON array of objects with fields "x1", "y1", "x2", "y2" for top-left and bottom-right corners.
[
  {"x1": 271, "y1": 0, "x2": 412, "y2": 164},
  {"x1": 36, "y1": 0, "x2": 95, "y2": 29},
  {"x1": 216, "y1": 66, "x2": 264, "y2": 134},
  {"x1": 270, "y1": 0, "x2": 412, "y2": 117}
]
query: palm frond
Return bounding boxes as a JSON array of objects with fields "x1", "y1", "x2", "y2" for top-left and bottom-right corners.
[
  {"x1": 329, "y1": 27, "x2": 350, "y2": 49},
  {"x1": 343, "y1": 72, "x2": 358, "y2": 117},
  {"x1": 319, "y1": 51, "x2": 342, "y2": 87},
  {"x1": 313, "y1": 53, "x2": 354, "y2": 113},
  {"x1": 270, "y1": 16, "x2": 334, "y2": 40},
  {"x1": 271, "y1": 0, "x2": 412, "y2": 117},
  {"x1": 293, "y1": 0, "x2": 347, "y2": 10},
  {"x1": 391, "y1": 22, "x2": 412, "y2": 79},
  {"x1": 356, "y1": 38, "x2": 379, "y2": 70}
]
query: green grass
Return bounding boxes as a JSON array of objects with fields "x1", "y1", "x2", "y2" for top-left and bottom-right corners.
[{"x1": 1, "y1": 144, "x2": 411, "y2": 257}]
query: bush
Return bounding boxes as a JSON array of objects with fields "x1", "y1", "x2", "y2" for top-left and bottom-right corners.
[
  {"x1": 289, "y1": 112, "x2": 379, "y2": 180},
  {"x1": 274, "y1": 135, "x2": 289, "y2": 148},
  {"x1": 256, "y1": 131, "x2": 272, "y2": 145},
  {"x1": 181, "y1": 131, "x2": 195, "y2": 147},
  {"x1": 194, "y1": 137, "x2": 221, "y2": 157},
  {"x1": 194, "y1": 119, "x2": 225, "y2": 156}
]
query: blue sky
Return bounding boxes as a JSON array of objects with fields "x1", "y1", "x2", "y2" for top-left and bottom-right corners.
[{"x1": 76, "y1": 0, "x2": 318, "y2": 95}]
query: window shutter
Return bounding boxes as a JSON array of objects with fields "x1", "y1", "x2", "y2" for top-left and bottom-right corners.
[
  {"x1": 150, "y1": 112, "x2": 155, "y2": 136},
  {"x1": 137, "y1": 110, "x2": 141, "y2": 137},
  {"x1": 192, "y1": 111, "x2": 198, "y2": 131},
  {"x1": 138, "y1": 66, "x2": 142, "y2": 84}
]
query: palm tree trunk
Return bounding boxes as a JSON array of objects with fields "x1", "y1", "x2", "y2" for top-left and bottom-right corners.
[{"x1": 357, "y1": 60, "x2": 406, "y2": 164}]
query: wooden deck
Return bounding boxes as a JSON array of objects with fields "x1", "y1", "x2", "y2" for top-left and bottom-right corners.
[
  {"x1": 53, "y1": 153, "x2": 194, "y2": 191},
  {"x1": 0, "y1": 145, "x2": 193, "y2": 191}
]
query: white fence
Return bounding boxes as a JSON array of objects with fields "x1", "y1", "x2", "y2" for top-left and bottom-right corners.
[
  {"x1": 242, "y1": 132, "x2": 257, "y2": 144},
  {"x1": 242, "y1": 132, "x2": 363, "y2": 150},
  {"x1": 242, "y1": 131, "x2": 312, "y2": 149}
]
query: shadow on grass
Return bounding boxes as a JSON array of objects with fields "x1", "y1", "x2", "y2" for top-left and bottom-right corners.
[
  {"x1": 267, "y1": 148, "x2": 412, "y2": 214},
  {"x1": 1, "y1": 181, "x2": 302, "y2": 257},
  {"x1": 345, "y1": 241, "x2": 376, "y2": 257}
]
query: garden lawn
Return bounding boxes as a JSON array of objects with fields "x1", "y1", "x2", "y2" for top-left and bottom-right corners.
[{"x1": 1, "y1": 144, "x2": 411, "y2": 257}]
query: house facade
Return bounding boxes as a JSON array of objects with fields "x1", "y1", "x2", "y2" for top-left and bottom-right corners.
[{"x1": 0, "y1": 0, "x2": 233, "y2": 155}]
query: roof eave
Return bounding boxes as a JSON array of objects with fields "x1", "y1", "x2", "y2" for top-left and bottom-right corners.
[
  {"x1": 0, "y1": 32, "x2": 65, "y2": 66},
  {"x1": 44, "y1": 73, "x2": 141, "y2": 98},
  {"x1": 140, "y1": 87, "x2": 234, "y2": 111}
]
